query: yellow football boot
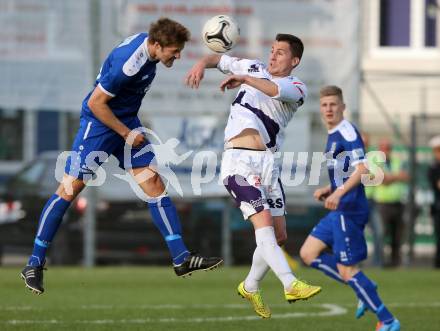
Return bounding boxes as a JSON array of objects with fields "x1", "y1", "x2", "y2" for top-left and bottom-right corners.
[
  {"x1": 284, "y1": 279, "x2": 322, "y2": 303},
  {"x1": 237, "y1": 281, "x2": 271, "y2": 318}
]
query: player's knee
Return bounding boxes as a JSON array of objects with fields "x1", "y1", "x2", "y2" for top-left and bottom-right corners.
[
  {"x1": 140, "y1": 171, "x2": 160, "y2": 188},
  {"x1": 299, "y1": 246, "x2": 314, "y2": 266},
  {"x1": 56, "y1": 178, "x2": 84, "y2": 201},
  {"x1": 143, "y1": 172, "x2": 166, "y2": 197},
  {"x1": 57, "y1": 191, "x2": 75, "y2": 202},
  {"x1": 146, "y1": 171, "x2": 161, "y2": 185},
  {"x1": 338, "y1": 270, "x2": 352, "y2": 282},
  {"x1": 61, "y1": 190, "x2": 81, "y2": 201},
  {"x1": 337, "y1": 265, "x2": 357, "y2": 282}
]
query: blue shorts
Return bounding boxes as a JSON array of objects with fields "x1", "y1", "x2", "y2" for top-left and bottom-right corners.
[
  {"x1": 65, "y1": 117, "x2": 155, "y2": 179},
  {"x1": 310, "y1": 211, "x2": 369, "y2": 266}
]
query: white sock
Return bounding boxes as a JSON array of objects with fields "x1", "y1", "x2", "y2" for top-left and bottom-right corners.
[
  {"x1": 254, "y1": 226, "x2": 296, "y2": 290},
  {"x1": 244, "y1": 246, "x2": 269, "y2": 292}
]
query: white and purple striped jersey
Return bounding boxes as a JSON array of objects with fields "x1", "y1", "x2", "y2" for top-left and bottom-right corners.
[{"x1": 217, "y1": 55, "x2": 307, "y2": 152}]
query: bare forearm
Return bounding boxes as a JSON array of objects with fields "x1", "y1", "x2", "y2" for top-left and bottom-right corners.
[
  {"x1": 185, "y1": 55, "x2": 222, "y2": 88},
  {"x1": 201, "y1": 54, "x2": 222, "y2": 69},
  {"x1": 90, "y1": 104, "x2": 130, "y2": 138},
  {"x1": 336, "y1": 164, "x2": 369, "y2": 196},
  {"x1": 244, "y1": 76, "x2": 278, "y2": 97}
]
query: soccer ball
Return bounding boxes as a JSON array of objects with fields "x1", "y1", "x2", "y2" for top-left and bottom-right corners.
[{"x1": 202, "y1": 15, "x2": 240, "y2": 53}]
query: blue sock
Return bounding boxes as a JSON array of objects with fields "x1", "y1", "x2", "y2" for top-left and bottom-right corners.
[
  {"x1": 310, "y1": 253, "x2": 345, "y2": 284},
  {"x1": 148, "y1": 196, "x2": 189, "y2": 265},
  {"x1": 348, "y1": 271, "x2": 394, "y2": 323},
  {"x1": 28, "y1": 194, "x2": 71, "y2": 266}
]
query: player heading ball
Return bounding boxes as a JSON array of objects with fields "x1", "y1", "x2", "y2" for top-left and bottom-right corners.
[{"x1": 21, "y1": 17, "x2": 222, "y2": 295}]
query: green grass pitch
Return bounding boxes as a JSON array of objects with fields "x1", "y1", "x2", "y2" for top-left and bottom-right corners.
[{"x1": 1, "y1": 266, "x2": 439, "y2": 331}]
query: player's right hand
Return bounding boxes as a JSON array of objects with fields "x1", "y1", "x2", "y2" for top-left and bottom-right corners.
[
  {"x1": 124, "y1": 129, "x2": 146, "y2": 148},
  {"x1": 313, "y1": 187, "x2": 330, "y2": 202},
  {"x1": 185, "y1": 62, "x2": 205, "y2": 89},
  {"x1": 219, "y1": 75, "x2": 246, "y2": 91},
  {"x1": 313, "y1": 189, "x2": 323, "y2": 201}
]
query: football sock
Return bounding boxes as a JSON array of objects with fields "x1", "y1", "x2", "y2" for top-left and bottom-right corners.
[
  {"x1": 244, "y1": 246, "x2": 270, "y2": 292},
  {"x1": 311, "y1": 253, "x2": 345, "y2": 283},
  {"x1": 28, "y1": 194, "x2": 71, "y2": 266},
  {"x1": 254, "y1": 226, "x2": 296, "y2": 290},
  {"x1": 148, "y1": 196, "x2": 189, "y2": 265},
  {"x1": 348, "y1": 271, "x2": 394, "y2": 323}
]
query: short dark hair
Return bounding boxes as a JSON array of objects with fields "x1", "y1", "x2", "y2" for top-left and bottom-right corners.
[
  {"x1": 276, "y1": 33, "x2": 304, "y2": 59},
  {"x1": 148, "y1": 17, "x2": 190, "y2": 47},
  {"x1": 320, "y1": 85, "x2": 344, "y2": 102}
]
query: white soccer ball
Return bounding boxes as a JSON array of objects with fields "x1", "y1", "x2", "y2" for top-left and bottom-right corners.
[{"x1": 202, "y1": 15, "x2": 240, "y2": 53}]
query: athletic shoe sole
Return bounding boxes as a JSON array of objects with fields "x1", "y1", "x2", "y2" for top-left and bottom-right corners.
[
  {"x1": 20, "y1": 272, "x2": 44, "y2": 295},
  {"x1": 287, "y1": 287, "x2": 322, "y2": 304},
  {"x1": 178, "y1": 259, "x2": 223, "y2": 278}
]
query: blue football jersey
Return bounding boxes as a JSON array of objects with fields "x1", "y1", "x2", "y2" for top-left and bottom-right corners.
[
  {"x1": 81, "y1": 33, "x2": 157, "y2": 136},
  {"x1": 325, "y1": 120, "x2": 369, "y2": 213}
]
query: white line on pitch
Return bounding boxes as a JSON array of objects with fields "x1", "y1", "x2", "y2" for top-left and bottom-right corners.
[
  {"x1": 2, "y1": 302, "x2": 440, "y2": 311},
  {"x1": 3, "y1": 304, "x2": 347, "y2": 325}
]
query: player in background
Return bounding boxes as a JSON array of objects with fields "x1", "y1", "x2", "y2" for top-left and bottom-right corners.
[
  {"x1": 299, "y1": 86, "x2": 400, "y2": 331},
  {"x1": 185, "y1": 34, "x2": 321, "y2": 319},
  {"x1": 20, "y1": 18, "x2": 222, "y2": 295}
]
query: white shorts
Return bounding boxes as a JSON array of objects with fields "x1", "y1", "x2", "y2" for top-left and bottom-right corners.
[{"x1": 221, "y1": 148, "x2": 286, "y2": 220}]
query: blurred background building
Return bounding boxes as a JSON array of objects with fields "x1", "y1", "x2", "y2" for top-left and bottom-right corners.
[
  {"x1": 0, "y1": 0, "x2": 439, "y2": 267},
  {"x1": 361, "y1": 0, "x2": 440, "y2": 138}
]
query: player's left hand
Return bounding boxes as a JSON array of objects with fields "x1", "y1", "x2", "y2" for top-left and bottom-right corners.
[
  {"x1": 220, "y1": 75, "x2": 247, "y2": 91},
  {"x1": 324, "y1": 190, "x2": 342, "y2": 210},
  {"x1": 125, "y1": 129, "x2": 146, "y2": 148}
]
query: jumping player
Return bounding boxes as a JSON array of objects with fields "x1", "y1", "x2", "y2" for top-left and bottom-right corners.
[
  {"x1": 186, "y1": 34, "x2": 321, "y2": 318},
  {"x1": 21, "y1": 18, "x2": 223, "y2": 295}
]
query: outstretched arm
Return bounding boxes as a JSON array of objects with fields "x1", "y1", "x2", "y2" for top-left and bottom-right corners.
[
  {"x1": 219, "y1": 74, "x2": 278, "y2": 97},
  {"x1": 185, "y1": 54, "x2": 222, "y2": 88}
]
